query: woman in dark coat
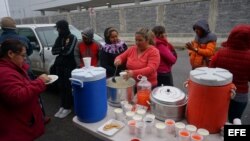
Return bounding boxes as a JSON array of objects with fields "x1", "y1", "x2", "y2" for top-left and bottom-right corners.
[{"x1": 100, "y1": 27, "x2": 127, "y2": 77}]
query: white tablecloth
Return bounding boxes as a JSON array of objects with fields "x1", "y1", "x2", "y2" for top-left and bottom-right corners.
[{"x1": 73, "y1": 105, "x2": 224, "y2": 141}]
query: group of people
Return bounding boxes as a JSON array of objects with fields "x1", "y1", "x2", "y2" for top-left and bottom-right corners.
[
  {"x1": 184, "y1": 19, "x2": 250, "y2": 123},
  {"x1": 0, "y1": 15, "x2": 249, "y2": 141},
  {"x1": 52, "y1": 20, "x2": 177, "y2": 121}
]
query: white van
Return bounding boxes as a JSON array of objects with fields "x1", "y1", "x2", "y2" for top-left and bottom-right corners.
[{"x1": 0, "y1": 24, "x2": 104, "y2": 74}]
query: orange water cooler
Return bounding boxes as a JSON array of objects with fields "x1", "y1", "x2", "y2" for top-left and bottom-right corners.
[{"x1": 186, "y1": 67, "x2": 235, "y2": 133}]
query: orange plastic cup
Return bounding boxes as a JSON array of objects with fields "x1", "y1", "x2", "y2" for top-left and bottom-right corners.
[
  {"x1": 179, "y1": 129, "x2": 190, "y2": 141},
  {"x1": 191, "y1": 133, "x2": 204, "y2": 141}
]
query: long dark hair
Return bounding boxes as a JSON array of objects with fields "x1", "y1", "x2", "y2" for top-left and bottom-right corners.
[{"x1": 0, "y1": 39, "x2": 26, "y2": 58}]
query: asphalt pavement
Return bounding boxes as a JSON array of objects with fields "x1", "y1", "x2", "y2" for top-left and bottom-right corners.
[{"x1": 37, "y1": 49, "x2": 250, "y2": 141}]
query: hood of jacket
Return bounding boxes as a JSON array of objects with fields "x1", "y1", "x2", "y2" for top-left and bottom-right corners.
[
  {"x1": 222, "y1": 24, "x2": 250, "y2": 50},
  {"x1": 155, "y1": 37, "x2": 169, "y2": 47},
  {"x1": 193, "y1": 19, "x2": 217, "y2": 44},
  {"x1": 55, "y1": 20, "x2": 70, "y2": 37}
]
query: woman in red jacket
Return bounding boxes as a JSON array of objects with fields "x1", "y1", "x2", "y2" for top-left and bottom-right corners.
[
  {"x1": 0, "y1": 39, "x2": 50, "y2": 141},
  {"x1": 210, "y1": 24, "x2": 250, "y2": 123}
]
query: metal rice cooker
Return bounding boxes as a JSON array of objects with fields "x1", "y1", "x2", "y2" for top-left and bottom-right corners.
[
  {"x1": 107, "y1": 76, "x2": 136, "y2": 107},
  {"x1": 150, "y1": 86, "x2": 187, "y2": 121}
]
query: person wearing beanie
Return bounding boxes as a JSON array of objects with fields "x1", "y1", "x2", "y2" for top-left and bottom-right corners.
[
  {"x1": 185, "y1": 19, "x2": 217, "y2": 69},
  {"x1": 52, "y1": 19, "x2": 78, "y2": 118},
  {"x1": 210, "y1": 24, "x2": 250, "y2": 123},
  {"x1": 0, "y1": 17, "x2": 34, "y2": 76},
  {"x1": 100, "y1": 27, "x2": 127, "y2": 77},
  {"x1": 74, "y1": 27, "x2": 100, "y2": 67}
]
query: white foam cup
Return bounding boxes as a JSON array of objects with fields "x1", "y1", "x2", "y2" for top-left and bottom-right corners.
[
  {"x1": 197, "y1": 128, "x2": 209, "y2": 141},
  {"x1": 175, "y1": 122, "x2": 186, "y2": 137},
  {"x1": 114, "y1": 108, "x2": 123, "y2": 121},
  {"x1": 185, "y1": 124, "x2": 197, "y2": 134},
  {"x1": 83, "y1": 57, "x2": 91, "y2": 68},
  {"x1": 155, "y1": 122, "x2": 166, "y2": 138}
]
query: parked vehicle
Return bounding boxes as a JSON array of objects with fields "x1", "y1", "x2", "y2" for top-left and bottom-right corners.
[{"x1": 0, "y1": 24, "x2": 105, "y2": 74}]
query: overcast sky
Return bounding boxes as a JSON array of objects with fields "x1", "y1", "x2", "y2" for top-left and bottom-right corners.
[
  {"x1": 0, "y1": 0, "x2": 9, "y2": 18},
  {"x1": 0, "y1": 0, "x2": 169, "y2": 19}
]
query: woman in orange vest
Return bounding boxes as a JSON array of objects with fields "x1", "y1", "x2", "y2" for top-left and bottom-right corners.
[
  {"x1": 74, "y1": 27, "x2": 100, "y2": 67},
  {"x1": 185, "y1": 19, "x2": 217, "y2": 69}
]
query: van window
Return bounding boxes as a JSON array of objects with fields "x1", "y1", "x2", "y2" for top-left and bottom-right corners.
[
  {"x1": 16, "y1": 28, "x2": 39, "y2": 49},
  {"x1": 35, "y1": 25, "x2": 81, "y2": 47},
  {"x1": 17, "y1": 28, "x2": 37, "y2": 42},
  {"x1": 35, "y1": 26, "x2": 58, "y2": 47}
]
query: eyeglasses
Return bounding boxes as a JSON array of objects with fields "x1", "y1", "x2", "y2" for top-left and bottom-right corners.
[{"x1": 17, "y1": 53, "x2": 27, "y2": 58}]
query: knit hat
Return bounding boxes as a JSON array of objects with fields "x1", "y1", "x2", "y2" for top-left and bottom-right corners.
[
  {"x1": 1, "y1": 17, "x2": 16, "y2": 29},
  {"x1": 81, "y1": 27, "x2": 94, "y2": 40}
]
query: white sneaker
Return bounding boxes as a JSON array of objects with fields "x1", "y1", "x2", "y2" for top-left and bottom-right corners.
[
  {"x1": 58, "y1": 109, "x2": 71, "y2": 118},
  {"x1": 54, "y1": 107, "x2": 64, "y2": 117}
]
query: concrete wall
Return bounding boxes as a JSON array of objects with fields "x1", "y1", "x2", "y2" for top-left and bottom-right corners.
[{"x1": 14, "y1": 0, "x2": 250, "y2": 45}]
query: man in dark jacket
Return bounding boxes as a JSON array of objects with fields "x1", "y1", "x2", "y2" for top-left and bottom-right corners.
[
  {"x1": 0, "y1": 17, "x2": 34, "y2": 78},
  {"x1": 52, "y1": 20, "x2": 77, "y2": 118}
]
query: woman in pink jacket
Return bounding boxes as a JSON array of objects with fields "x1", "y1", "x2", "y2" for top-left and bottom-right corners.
[
  {"x1": 114, "y1": 28, "x2": 160, "y2": 87},
  {"x1": 152, "y1": 26, "x2": 177, "y2": 86},
  {"x1": 0, "y1": 39, "x2": 50, "y2": 141}
]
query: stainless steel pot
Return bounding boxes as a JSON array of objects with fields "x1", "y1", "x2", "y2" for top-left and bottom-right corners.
[
  {"x1": 107, "y1": 77, "x2": 136, "y2": 107},
  {"x1": 150, "y1": 86, "x2": 187, "y2": 121}
]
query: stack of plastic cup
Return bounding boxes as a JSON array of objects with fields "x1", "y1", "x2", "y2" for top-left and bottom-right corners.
[
  {"x1": 175, "y1": 122, "x2": 186, "y2": 137},
  {"x1": 128, "y1": 120, "x2": 136, "y2": 135},
  {"x1": 143, "y1": 115, "x2": 155, "y2": 134},
  {"x1": 135, "y1": 122, "x2": 145, "y2": 138},
  {"x1": 165, "y1": 119, "x2": 175, "y2": 135},
  {"x1": 155, "y1": 122, "x2": 166, "y2": 138}
]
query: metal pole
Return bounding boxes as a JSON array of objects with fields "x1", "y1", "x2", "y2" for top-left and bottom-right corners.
[{"x1": 4, "y1": 0, "x2": 9, "y2": 16}]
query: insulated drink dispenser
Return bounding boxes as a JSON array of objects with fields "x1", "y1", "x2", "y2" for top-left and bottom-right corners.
[
  {"x1": 186, "y1": 67, "x2": 235, "y2": 133},
  {"x1": 70, "y1": 66, "x2": 107, "y2": 123}
]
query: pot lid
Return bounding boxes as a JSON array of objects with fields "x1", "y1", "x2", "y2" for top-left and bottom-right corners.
[
  {"x1": 151, "y1": 86, "x2": 186, "y2": 105},
  {"x1": 190, "y1": 67, "x2": 232, "y2": 86}
]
